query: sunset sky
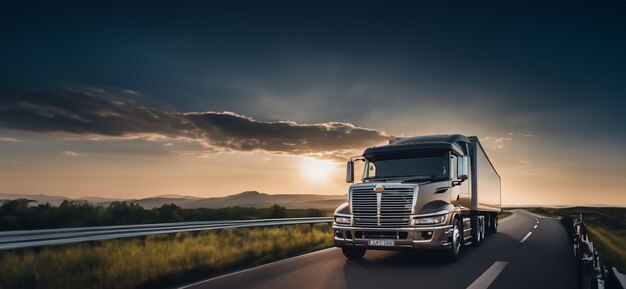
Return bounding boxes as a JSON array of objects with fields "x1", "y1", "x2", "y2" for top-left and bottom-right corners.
[{"x1": 1, "y1": 0, "x2": 625, "y2": 206}]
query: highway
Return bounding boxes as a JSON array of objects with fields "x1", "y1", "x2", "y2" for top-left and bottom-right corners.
[{"x1": 181, "y1": 210, "x2": 578, "y2": 289}]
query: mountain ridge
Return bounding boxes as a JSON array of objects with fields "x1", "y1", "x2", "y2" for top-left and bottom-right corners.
[{"x1": 0, "y1": 191, "x2": 347, "y2": 209}]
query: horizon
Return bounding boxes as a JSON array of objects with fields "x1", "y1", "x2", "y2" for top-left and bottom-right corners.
[
  {"x1": 1, "y1": 191, "x2": 624, "y2": 209},
  {"x1": 1, "y1": 1, "x2": 625, "y2": 207}
]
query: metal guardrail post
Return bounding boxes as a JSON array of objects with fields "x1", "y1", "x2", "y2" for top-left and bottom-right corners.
[
  {"x1": 562, "y1": 213, "x2": 624, "y2": 289},
  {"x1": 607, "y1": 267, "x2": 626, "y2": 289}
]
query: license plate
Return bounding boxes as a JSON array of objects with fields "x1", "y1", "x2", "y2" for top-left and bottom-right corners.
[{"x1": 368, "y1": 239, "x2": 395, "y2": 246}]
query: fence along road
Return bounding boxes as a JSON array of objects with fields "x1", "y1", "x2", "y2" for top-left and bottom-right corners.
[{"x1": 0, "y1": 217, "x2": 333, "y2": 250}]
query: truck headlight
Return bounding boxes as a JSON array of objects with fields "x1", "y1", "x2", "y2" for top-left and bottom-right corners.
[
  {"x1": 413, "y1": 214, "x2": 446, "y2": 225},
  {"x1": 335, "y1": 216, "x2": 351, "y2": 225}
]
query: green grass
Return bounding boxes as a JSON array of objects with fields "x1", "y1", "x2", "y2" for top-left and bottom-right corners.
[
  {"x1": 0, "y1": 224, "x2": 334, "y2": 289},
  {"x1": 523, "y1": 207, "x2": 626, "y2": 272},
  {"x1": 498, "y1": 211, "x2": 513, "y2": 219}
]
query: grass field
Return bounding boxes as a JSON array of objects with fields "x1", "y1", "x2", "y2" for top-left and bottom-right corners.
[
  {"x1": 0, "y1": 224, "x2": 333, "y2": 289},
  {"x1": 498, "y1": 211, "x2": 513, "y2": 219},
  {"x1": 523, "y1": 207, "x2": 626, "y2": 272}
]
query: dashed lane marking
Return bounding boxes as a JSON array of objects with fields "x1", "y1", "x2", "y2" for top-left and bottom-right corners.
[{"x1": 467, "y1": 261, "x2": 509, "y2": 289}]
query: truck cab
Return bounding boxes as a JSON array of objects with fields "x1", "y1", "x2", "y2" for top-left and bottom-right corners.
[{"x1": 332, "y1": 134, "x2": 501, "y2": 261}]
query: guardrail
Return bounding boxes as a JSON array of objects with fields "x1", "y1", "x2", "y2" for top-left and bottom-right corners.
[
  {"x1": 0, "y1": 217, "x2": 334, "y2": 250},
  {"x1": 561, "y1": 213, "x2": 625, "y2": 289}
]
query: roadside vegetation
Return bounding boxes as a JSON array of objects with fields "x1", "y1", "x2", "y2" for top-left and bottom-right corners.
[
  {"x1": 0, "y1": 224, "x2": 333, "y2": 289},
  {"x1": 523, "y1": 207, "x2": 626, "y2": 272},
  {"x1": 498, "y1": 210, "x2": 513, "y2": 219},
  {"x1": 0, "y1": 199, "x2": 331, "y2": 230}
]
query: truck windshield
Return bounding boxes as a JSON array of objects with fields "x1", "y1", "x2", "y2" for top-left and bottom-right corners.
[{"x1": 363, "y1": 152, "x2": 449, "y2": 180}]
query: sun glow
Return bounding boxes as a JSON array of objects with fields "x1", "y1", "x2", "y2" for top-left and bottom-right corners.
[{"x1": 299, "y1": 157, "x2": 339, "y2": 182}]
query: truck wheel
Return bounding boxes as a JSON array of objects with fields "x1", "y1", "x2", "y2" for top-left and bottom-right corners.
[
  {"x1": 471, "y1": 217, "x2": 482, "y2": 246},
  {"x1": 341, "y1": 247, "x2": 366, "y2": 259},
  {"x1": 445, "y1": 219, "x2": 462, "y2": 261},
  {"x1": 480, "y1": 218, "x2": 486, "y2": 241},
  {"x1": 490, "y1": 213, "x2": 498, "y2": 233},
  {"x1": 494, "y1": 214, "x2": 499, "y2": 233}
]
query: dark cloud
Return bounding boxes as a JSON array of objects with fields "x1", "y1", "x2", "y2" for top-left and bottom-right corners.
[
  {"x1": 0, "y1": 88, "x2": 390, "y2": 159},
  {"x1": 1, "y1": 0, "x2": 624, "y2": 143}
]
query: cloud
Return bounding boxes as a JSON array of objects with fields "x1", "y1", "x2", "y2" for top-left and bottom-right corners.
[
  {"x1": 494, "y1": 137, "x2": 512, "y2": 142},
  {"x1": 0, "y1": 88, "x2": 391, "y2": 160},
  {"x1": 507, "y1": 132, "x2": 538, "y2": 137},
  {"x1": 0, "y1": 137, "x2": 20, "y2": 142},
  {"x1": 483, "y1": 133, "x2": 530, "y2": 149},
  {"x1": 61, "y1": 150, "x2": 82, "y2": 157}
]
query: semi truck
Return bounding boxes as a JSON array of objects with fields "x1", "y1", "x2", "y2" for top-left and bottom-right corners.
[{"x1": 333, "y1": 134, "x2": 501, "y2": 261}]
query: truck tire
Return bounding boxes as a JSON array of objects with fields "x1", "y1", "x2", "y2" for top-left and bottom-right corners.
[
  {"x1": 480, "y1": 218, "x2": 486, "y2": 241},
  {"x1": 445, "y1": 219, "x2": 462, "y2": 261},
  {"x1": 341, "y1": 247, "x2": 366, "y2": 259},
  {"x1": 489, "y1": 213, "x2": 498, "y2": 233},
  {"x1": 494, "y1": 214, "x2": 499, "y2": 233},
  {"x1": 471, "y1": 217, "x2": 482, "y2": 246}
]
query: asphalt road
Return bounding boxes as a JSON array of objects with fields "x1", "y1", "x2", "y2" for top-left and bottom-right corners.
[{"x1": 181, "y1": 210, "x2": 578, "y2": 289}]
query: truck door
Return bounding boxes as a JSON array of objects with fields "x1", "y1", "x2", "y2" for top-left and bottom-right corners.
[{"x1": 451, "y1": 155, "x2": 471, "y2": 211}]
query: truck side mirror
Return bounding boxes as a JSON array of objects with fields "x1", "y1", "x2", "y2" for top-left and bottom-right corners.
[
  {"x1": 457, "y1": 156, "x2": 469, "y2": 180},
  {"x1": 346, "y1": 161, "x2": 355, "y2": 183}
]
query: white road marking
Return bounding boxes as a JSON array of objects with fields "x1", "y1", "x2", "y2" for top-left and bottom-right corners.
[
  {"x1": 177, "y1": 247, "x2": 336, "y2": 289},
  {"x1": 466, "y1": 261, "x2": 509, "y2": 289},
  {"x1": 534, "y1": 225, "x2": 537, "y2": 229},
  {"x1": 520, "y1": 232, "x2": 532, "y2": 243}
]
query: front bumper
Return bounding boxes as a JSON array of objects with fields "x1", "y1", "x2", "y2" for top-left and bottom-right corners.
[{"x1": 332, "y1": 223, "x2": 453, "y2": 250}]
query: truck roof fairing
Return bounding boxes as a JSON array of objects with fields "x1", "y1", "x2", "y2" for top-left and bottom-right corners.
[
  {"x1": 364, "y1": 134, "x2": 470, "y2": 158},
  {"x1": 363, "y1": 142, "x2": 465, "y2": 159}
]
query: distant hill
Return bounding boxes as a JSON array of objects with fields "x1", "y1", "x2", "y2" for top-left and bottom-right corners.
[
  {"x1": 151, "y1": 194, "x2": 204, "y2": 200},
  {"x1": 0, "y1": 191, "x2": 347, "y2": 209},
  {"x1": 0, "y1": 193, "x2": 72, "y2": 207},
  {"x1": 180, "y1": 191, "x2": 346, "y2": 209},
  {"x1": 75, "y1": 196, "x2": 128, "y2": 206},
  {"x1": 133, "y1": 197, "x2": 200, "y2": 209}
]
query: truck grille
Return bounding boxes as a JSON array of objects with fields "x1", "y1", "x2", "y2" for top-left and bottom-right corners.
[
  {"x1": 354, "y1": 231, "x2": 409, "y2": 240},
  {"x1": 351, "y1": 187, "x2": 415, "y2": 227}
]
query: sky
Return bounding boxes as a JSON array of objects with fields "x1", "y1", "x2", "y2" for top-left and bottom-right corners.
[{"x1": 0, "y1": 0, "x2": 625, "y2": 206}]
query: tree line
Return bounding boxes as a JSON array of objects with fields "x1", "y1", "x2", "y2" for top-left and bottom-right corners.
[{"x1": 0, "y1": 199, "x2": 326, "y2": 230}]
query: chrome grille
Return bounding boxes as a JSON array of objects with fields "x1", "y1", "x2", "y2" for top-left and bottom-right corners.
[{"x1": 351, "y1": 187, "x2": 414, "y2": 227}]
